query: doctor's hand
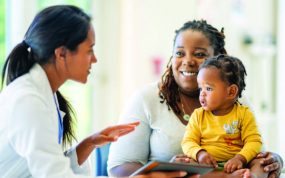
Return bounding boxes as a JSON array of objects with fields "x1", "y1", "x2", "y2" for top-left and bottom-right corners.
[
  {"x1": 76, "y1": 121, "x2": 139, "y2": 165},
  {"x1": 91, "y1": 121, "x2": 140, "y2": 147}
]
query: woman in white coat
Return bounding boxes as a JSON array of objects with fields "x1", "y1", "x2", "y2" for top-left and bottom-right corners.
[{"x1": 0, "y1": 5, "x2": 189, "y2": 178}]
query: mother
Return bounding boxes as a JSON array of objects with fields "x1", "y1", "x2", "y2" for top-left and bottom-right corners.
[{"x1": 107, "y1": 20, "x2": 283, "y2": 178}]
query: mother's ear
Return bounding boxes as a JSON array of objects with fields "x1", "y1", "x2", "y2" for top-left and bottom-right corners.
[
  {"x1": 227, "y1": 84, "x2": 239, "y2": 99},
  {"x1": 54, "y1": 46, "x2": 67, "y2": 61}
]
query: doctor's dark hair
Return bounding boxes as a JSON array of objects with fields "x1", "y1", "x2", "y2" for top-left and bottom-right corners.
[
  {"x1": 199, "y1": 54, "x2": 247, "y2": 98},
  {"x1": 1, "y1": 5, "x2": 91, "y2": 148},
  {"x1": 159, "y1": 19, "x2": 227, "y2": 116}
]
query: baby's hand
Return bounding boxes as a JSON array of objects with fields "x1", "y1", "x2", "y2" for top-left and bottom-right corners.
[
  {"x1": 197, "y1": 150, "x2": 218, "y2": 168},
  {"x1": 224, "y1": 154, "x2": 246, "y2": 173}
]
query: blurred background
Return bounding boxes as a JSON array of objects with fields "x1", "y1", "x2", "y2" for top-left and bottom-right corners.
[{"x1": 0, "y1": 0, "x2": 284, "y2": 160}]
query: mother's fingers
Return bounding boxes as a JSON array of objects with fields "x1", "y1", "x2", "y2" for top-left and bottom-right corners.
[
  {"x1": 256, "y1": 151, "x2": 269, "y2": 159},
  {"x1": 260, "y1": 155, "x2": 277, "y2": 166},
  {"x1": 170, "y1": 154, "x2": 194, "y2": 163},
  {"x1": 263, "y1": 162, "x2": 280, "y2": 172},
  {"x1": 268, "y1": 171, "x2": 280, "y2": 178}
]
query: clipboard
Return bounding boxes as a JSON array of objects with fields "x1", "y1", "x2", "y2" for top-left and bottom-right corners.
[{"x1": 130, "y1": 161, "x2": 214, "y2": 177}]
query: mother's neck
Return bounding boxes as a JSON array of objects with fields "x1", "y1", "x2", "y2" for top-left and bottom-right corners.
[{"x1": 179, "y1": 88, "x2": 200, "y2": 98}]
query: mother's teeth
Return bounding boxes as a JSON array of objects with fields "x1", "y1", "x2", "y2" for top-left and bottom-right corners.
[{"x1": 182, "y1": 71, "x2": 196, "y2": 76}]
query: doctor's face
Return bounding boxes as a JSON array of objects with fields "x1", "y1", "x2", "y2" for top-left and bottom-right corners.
[{"x1": 65, "y1": 25, "x2": 97, "y2": 83}]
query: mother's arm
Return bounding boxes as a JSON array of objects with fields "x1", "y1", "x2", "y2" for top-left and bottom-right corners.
[
  {"x1": 107, "y1": 90, "x2": 152, "y2": 177},
  {"x1": 110, "y1": 162, "x2": 143, "y2": 177},
  {"x1": 108, "y1": 117, "x2": 151, "y2": 176}
]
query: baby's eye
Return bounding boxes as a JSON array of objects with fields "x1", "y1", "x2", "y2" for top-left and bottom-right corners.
[{"x1": 206, "y1": 87, "x2": 213, "y2": 91}]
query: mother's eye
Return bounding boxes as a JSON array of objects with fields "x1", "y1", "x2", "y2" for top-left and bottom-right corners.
[
  {"x1": 195, "y1": 52, "x2": 207, "y2": 58},
  {"x1": 174, "y1": 51, "x2": 184, "y2": 57}
]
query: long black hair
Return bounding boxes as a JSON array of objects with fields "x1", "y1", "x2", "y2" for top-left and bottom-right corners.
[
  {"x1": 1, "y1": 5, "x2": 91, "y2": 148},
  {"x1": 159, "y1": 20, "x2": 227, "y2": 116}
]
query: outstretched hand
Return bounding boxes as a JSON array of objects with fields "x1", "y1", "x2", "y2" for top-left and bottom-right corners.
[
  {"x1": 90, "y1": 121, "x2": 140, "y2": 147},
  {"x1": 76, "y1": 121, "x2": 139, "y2": 165}
]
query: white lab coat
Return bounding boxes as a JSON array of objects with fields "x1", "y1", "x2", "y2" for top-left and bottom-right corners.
[{"x1": 0, "y1": 64, "x2": 93, "y2": 178}]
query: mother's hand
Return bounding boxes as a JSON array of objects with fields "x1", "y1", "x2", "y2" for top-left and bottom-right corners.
[
  {"x1": 256, "y1": 151, "x2": 283, "y2": 178},
  {"x1": 134, "y1": 171, "x2": 198, "y2": 178},
  {"x1": 170, "y1": 154, "x2": 197, "y2": 163}
]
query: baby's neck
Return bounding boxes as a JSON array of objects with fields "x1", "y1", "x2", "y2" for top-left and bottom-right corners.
[{"x1": 211, "y1": 103, "x2": 236, "y2": 116}]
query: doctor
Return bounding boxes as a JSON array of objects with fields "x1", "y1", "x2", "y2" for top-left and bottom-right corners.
[{"x1": 0, "y1": 5, "x2": 188, "y2": 178}]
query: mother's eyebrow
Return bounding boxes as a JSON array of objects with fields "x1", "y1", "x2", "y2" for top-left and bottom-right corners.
[{"x1": 194, "y1": 47, "x2": 207, "y2": 51}]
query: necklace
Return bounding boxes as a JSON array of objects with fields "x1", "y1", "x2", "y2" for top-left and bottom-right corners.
[
  {"x1": 181, "y1": 102, "x2": 190, "y2": 121},
  {"x1": 179, "y1": 91, "x2": 190, "y2": 121}
]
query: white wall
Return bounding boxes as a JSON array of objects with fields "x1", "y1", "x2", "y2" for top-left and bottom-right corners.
[
  {"x1": 6, "y1": 0, "x2": 37, "y2": 52},
  {"x1": 90, "y1": 0, "x2": 122, "y2": 131}
]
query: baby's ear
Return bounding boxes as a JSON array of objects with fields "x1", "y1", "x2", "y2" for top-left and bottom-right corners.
[{"x1": 227, "y1": 84, "x2": 239, "y2": 99}]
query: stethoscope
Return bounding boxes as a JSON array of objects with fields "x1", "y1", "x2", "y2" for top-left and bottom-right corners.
[{"x1": 53, "y1": 94, "x2": 64, "y2": 144}]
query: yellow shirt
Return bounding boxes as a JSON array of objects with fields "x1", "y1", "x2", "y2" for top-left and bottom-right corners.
[{"x1": 181, "y1": 103, "x2": 262, "y2": 163}]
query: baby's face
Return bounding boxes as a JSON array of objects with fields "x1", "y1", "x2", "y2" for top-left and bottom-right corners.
[{"x1": 197, "y1": 67, "x2": 232, "y2": 115}]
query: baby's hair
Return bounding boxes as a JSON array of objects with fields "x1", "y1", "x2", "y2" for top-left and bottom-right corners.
[
  {"x1": 159, "y1": 20, "x2": 227, "y2": 116},
  {"x1": 199, "y1": 54, "x2": 247, "y2": 98}
]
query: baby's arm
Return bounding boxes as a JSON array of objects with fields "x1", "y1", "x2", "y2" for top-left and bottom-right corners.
[
  {"x1": 238, "y1": 108, "x2": 263, "y2": 162},
  {"x1": 181, "y1": 110, "x2": 204, "y2": 160}
]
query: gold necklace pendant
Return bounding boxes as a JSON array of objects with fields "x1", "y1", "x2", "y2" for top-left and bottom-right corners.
[
  {"x1": 183, "y1": 114, "x2": 190, "y2": 121},
  {"x1": 179, "y1": 88, "x2": 191, "y2": 122}
]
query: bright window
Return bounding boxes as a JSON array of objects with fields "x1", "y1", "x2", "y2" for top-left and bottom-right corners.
[{"x1": 0, "y1": 0, "x2": 6, "y2": 78}]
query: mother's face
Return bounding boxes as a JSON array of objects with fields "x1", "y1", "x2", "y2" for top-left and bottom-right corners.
[{"x1": 171, "y1": 30, "x2": 215, "y2": 94}]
